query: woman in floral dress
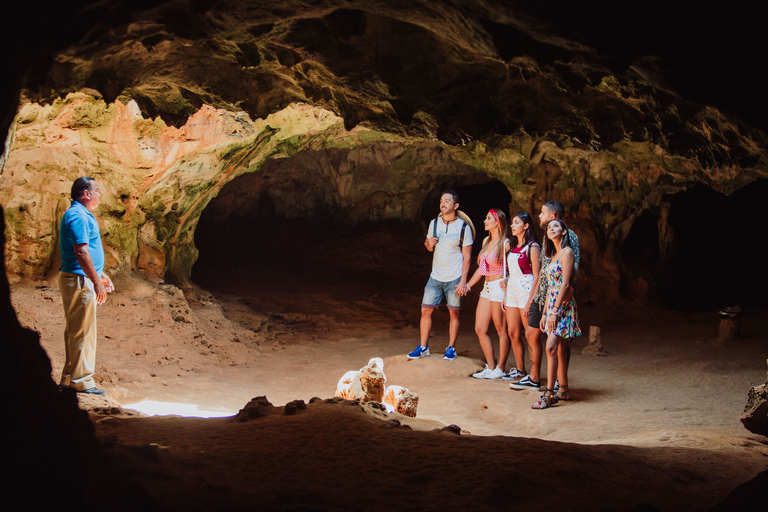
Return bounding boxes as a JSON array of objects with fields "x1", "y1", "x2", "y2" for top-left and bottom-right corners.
[{"x1": 532, "y1": 219, "x2": 581, "y2": 409}]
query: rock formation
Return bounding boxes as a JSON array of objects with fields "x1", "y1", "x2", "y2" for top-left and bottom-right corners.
[
  {"x1": 383, "y1": 385, "x2": 419, "y2": 418},
  {"x1": 1, "y1": 1, "x2": 767, "y2": 510},
  {"x1": 582, "y1": 325, "x2": 608, "y2": 356},
  {"x1": 740, "y1": 360, "x2": 768, "y2": 436},
  {"x1": 335, "y1": 357, "x2": 386, "y2": 402},
  {"x1": 1, "y1": 0, "x2": 767, "y2": 307}
]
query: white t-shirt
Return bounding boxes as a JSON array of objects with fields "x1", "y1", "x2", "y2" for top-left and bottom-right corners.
[{"x1": 427, "y1": 217, "x2": 474, "y2": 282}]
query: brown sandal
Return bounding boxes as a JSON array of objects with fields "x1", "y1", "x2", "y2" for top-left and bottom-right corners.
[{"x1": 555, "y1": 385, "x2": 572, "y2": 401}]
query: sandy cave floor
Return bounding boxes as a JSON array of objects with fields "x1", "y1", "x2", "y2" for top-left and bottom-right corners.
[{"x1": 9, "y1": 269, "x2": 768, "y2": 510}]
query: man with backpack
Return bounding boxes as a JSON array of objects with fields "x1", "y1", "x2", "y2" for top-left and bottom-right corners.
[{"x1": 407, "y1": 190, "x2": 474, "y2": 361}]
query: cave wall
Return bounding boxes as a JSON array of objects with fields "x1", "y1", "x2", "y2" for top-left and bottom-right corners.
[{"x1": 2, "y1": 0, "x2": 768, "y2": 305}]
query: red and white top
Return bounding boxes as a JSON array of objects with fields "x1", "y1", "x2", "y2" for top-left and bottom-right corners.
[
  {"x1": 507, "y1": 242, "x2": 536, "y2": 276},
  {"x1": 478, "y1": 250, "x2": 504, "y2": 277}
]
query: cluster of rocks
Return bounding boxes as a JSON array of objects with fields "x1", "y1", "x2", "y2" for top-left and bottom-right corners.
[{"x1": 335, "y1": 357, "x2": 419, "y2": 417}]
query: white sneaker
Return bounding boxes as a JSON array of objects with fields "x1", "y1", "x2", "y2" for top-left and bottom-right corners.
[
  {"x1": 486, "y1": 366, "x2": 505, "y2": 379},
  {"x1": 472, "y1": 364, "x2": 492, "y2": 379}
]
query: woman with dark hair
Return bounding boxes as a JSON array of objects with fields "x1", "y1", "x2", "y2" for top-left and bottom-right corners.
[
  {"x1": 501, "y1": 212, "x2": 541, "y2": 386},
  {"x1": 532, "y1": 219, "x2": 581, "y2": 409},
  {"x1": 466, "y1": 209, "x2": 510, "y2": 379}
]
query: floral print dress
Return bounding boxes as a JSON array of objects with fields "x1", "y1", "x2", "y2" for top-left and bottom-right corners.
[{"x1": 543, "y1": 257, "x2": 582, "y2": 338}]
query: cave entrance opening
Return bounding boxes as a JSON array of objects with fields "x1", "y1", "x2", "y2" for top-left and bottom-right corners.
[
  {"x1": 190, "y1": 171, "x2": 430, "y2": 305},
  {"x1": 190, "y1": 173, "x2": 511, "y2": 321},
  {"x1": 661, "y1": 179, "x2": 768, "y2": 310}
]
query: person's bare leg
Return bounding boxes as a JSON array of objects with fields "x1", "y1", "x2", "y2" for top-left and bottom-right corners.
[
  {"x1": 419, "y1": 307, "x2": 435, "y2": 347},
  {"x1": 532, "y1": 332, "x2": 559, "y2": 408},
  {"x1": 492, "y1": 301, "x2": 509, "y2": 371},
  {"x1": 448, "y1": 308, "x2": 460, "y2": 348},
  {"x1": 545, "y1": 333, "x2": 559, "y2": 392},
  {"x1": 505, "y1": 307, "x2": 526, "y2": 373},
  {"x1": 557, "y1": 337, "x2": 571, "y2": 387},
  {"x1": 474, "y1": 298, "x2": 496, "y2": 367},
  {"x1": 524, "y1": 322, "x2": 542, "y2": 382}
]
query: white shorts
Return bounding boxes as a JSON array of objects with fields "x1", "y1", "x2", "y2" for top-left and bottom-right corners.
[
  {"x1": 479, "y1": 279, "x2": 505, "y2": 303},
  {"x1": 505, "y1": 274, "x2": 535, "y2": 309}
]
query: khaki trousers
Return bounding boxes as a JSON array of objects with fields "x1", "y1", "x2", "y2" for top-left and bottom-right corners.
[{"x1": 59, "y1": 272, "x2": 97, "y2": 390}]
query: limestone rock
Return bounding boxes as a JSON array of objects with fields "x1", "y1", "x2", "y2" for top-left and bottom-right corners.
[
  {"x1": 582, "y1": 325, "x2": 608, "y2": 356},
  {"x1": 740, "y1": 360, "x2": 768, "y2": 436},
  {"x1": 383, "y1": 385, "x2": 419, "y2": 418},
  {"x1": 2, "y1": 0, "x2": 768, "y2": 308},
  {"x1": 334, "y1": 357, "x2": 386, "y2": 402},
  {"x1": 334, "y1": 371, "x2": 362, "y2": 401}
]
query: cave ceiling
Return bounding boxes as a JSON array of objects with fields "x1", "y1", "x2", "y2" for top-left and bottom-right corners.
[{"x1": 1, "y1": 0, "x2": 767, "y2": 300}]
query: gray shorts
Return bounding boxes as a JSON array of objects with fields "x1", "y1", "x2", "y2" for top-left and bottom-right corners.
[{"x1": 528, "y1": 301, "x2": 543, "y2": 328}]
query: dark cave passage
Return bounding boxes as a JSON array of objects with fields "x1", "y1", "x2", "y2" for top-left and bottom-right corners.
[
  {"x1": 191, "y1": 206, "x2": 431, "y2": 295},
  {"x1": 660, "y1": 179, "x2": 768, "y2": 310},
  {"x1": 192, "y1": 176, "x2": 512, "y2": 298},
  {"x1": 620, "y1": 211, "x2": 661, "y2": 300}
]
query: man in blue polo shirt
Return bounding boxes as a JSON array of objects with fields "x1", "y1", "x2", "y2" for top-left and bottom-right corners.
[{"x1": 58, "y1": 177, "x2": 114, "y2": 395}]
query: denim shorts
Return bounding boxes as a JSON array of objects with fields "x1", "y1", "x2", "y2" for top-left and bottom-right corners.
[{"x1": 422, "y1": 277, "x2": 462, "y2": 310}]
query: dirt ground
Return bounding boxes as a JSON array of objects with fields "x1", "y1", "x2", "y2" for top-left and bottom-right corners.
[{"x1": 9, "y1": 266, "x2": 768, "y2": 510}]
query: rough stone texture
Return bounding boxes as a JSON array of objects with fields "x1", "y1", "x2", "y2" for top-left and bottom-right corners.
[
  {"x1": 234, "y1": 395, "x2": 279, "y2": 422},
  {"x1": 2, "y1": 0, "x2": 768, "y2": 305},
  {"x1": 740, "y1": 360, "x2": 768, "y2": 436},
  {"x1": 283, "y1": 399, "x2": 307, "y2": 416},
  {"x1": 0, "y1": 206, "x2": 158, "y2": 509},
  {"x1": 335, "y1": 358, "x2": 385, "y2": 402},
  {"x1": 582, "y1": 325, "x2": 608, "y2": 356},
  {"x1": 335, "y1": 370, "x2": 362, "y2": 401},
  {"x1": 383, "y1": 385, "x2": 419, "y2": 418}
]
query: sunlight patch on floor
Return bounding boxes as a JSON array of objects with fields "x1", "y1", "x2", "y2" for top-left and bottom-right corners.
[{"x1": 123, "y1": 400, "x2": 235, "y2": 418}]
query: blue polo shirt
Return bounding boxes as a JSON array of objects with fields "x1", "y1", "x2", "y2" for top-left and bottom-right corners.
[{"x1": 59, "y1": 201, "x2": 104, "y2": 276}]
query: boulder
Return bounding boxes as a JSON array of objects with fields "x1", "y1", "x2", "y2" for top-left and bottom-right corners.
[
  {"x1": 233, "y1": 396, "x2": 278, "y2": 422},
  {"x1": 334, "y1": 358, "x2": 386, "y2": 402},
  {"x1": 383, "y1": 385, "x2": 419, "y2": 418},
  {"x1": 740, "y1": 359, "x2": 768, "y2": 436}
]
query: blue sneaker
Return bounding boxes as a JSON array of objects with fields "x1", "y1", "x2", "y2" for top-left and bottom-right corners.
[
  {"x1": 407, "y1": 345, "x2": 430, "y2": 359},
  {"x1": 443, "y1": 346, "x2": 457, "y2": 360}
]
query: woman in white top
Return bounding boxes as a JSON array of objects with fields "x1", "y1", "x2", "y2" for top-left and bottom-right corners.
[{"x1": 502, "y1": 212, "x2": 541, "y2": 385}]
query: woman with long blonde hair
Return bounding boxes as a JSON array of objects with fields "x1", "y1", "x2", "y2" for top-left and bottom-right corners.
[{"x1": 466, "y1": 209, "x2": 510, "y2": 379}]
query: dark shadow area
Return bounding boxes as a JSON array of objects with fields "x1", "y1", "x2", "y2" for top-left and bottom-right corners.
[
  {"x1": 620, "y1": 211, "x2": 660, "y2": 299},
  {"x1": 192, "y1": 177, "x2": 512, "y2": 308},
  {"x1": 192, "y1": 183, "x2": 431, "y2": 298},
  {"x1": 662, "y1": 179, "x2": 768, "y2": 310},
  {"x1": 480, "y1": 18, "x2": 574, "y2": 65}
]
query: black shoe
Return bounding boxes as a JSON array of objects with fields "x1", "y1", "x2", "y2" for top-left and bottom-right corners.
[{"x1": 78, "y1": 387, "x2": 106, "y2": 396}]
